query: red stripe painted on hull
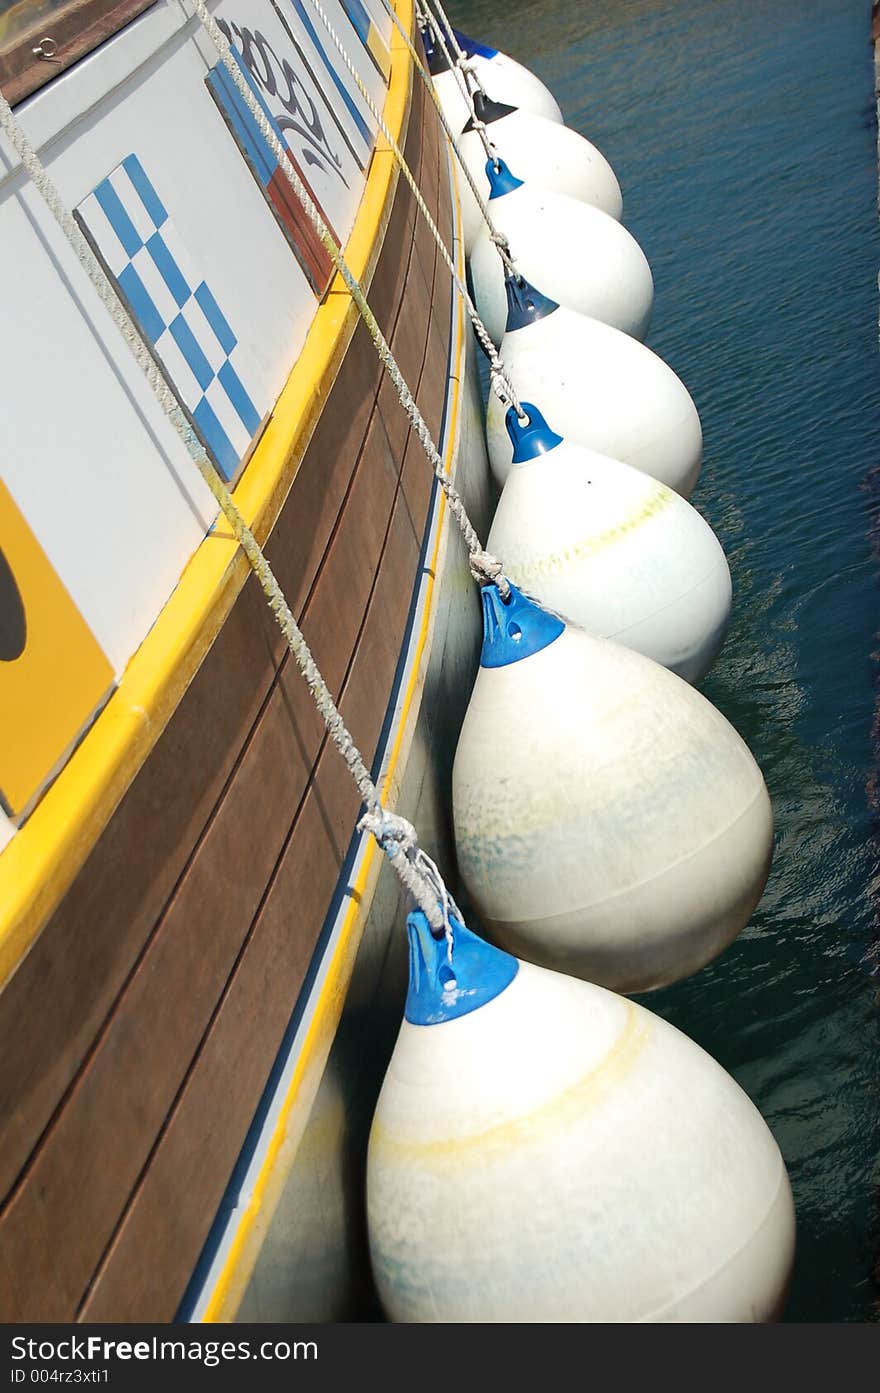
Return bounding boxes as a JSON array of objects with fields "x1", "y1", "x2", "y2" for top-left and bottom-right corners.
[{"x1": 267, "y1": 167, "x2": 335, "y2": 295}]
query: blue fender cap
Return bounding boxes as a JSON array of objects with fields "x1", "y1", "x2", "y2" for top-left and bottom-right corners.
[
  {"x1": 486, "y1": 156, "x2": 524, "y2": 199},
  {"x1": 480, "y1": 580, "x2": 565, "y2": 668},
  {"x1": 452, "y1": 27, "x2": 499, "y2": 60},
  {"x1": 505, "y1": 400, "x2": 563, "y2": 463},
  {"x1": 405, "y1": 908, "x2": 518, "y2": 1026},
  {"x1": 505, "y1": 274, "x2": 559, "y2": 333}
]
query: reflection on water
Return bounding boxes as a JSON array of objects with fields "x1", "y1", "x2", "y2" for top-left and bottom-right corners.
[{"x1": 451, "y1": 0, "x2": 880, "y2": 1322}]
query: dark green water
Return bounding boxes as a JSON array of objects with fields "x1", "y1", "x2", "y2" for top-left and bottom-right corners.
[{"x1": 448, "y1": 0, "x2": 880, "y2": 1323}]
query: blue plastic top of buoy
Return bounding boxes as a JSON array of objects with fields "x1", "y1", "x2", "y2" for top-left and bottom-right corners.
[
  {"x1": 453, "y1": 27, "x2": 499, "y2": 60},
  {"x1": 486, "y1": 157, "x2": 524, "y2": 199},
  {"x1": 480, "y1": 581, "x2": 565, "y2": 668},
  {"x1": 505, "y1": 400, "x2": 563, "y2": 463},
  {"x1": 405, "y1": 908, "x2": 518, "y2": 1026},
  {"x1": 505, "y1": 275, "x2": 560, "y2": 333}
]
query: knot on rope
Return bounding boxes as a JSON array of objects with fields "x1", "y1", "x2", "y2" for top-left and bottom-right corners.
[
  {"x1": 359, "y1": 808, "x2": 460, "y2": 947},
  {"x1": 489, "y1": 364, "x2": 523, "y2": 417},
  {"x1": 489, "y1": 367, "x2": 512, "y2": 404},
  {"x1": 358, "y1": 808, "x2": 419, "y2": 858},
  {"x1": 470, "y1": 117, "x2": 499, "y2": 165},
  {"x1": 490, "y1": 230, "x2": 516, "y2": 274},
  {"x1": 469, "y1": 550, "x2": 511, "y2": 597}
]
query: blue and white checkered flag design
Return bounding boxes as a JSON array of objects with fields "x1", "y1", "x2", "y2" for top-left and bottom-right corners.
[{"x1": 77, "y1": 155, "x2": 265, "y2": 482}]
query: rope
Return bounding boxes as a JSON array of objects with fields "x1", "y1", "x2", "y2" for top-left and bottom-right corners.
[
  {"x1": 0, "y1": 77, "x2": 458, "y2": 936},
  {"x1": 358, "y1": 811, "x2": 460, "y2": 959},
  {"x1": 306, "y1": 0, "x2": 526, "y2": 417},
  {"x1": 189, "y1": 0, "x2": 507, "y2": 596},
  {"x1": 424, "y1": 0, "x2": 472, "y2": 73},
  {"x1": 420, "y1": 0, "x2": 498, "y2": 168},
  {"x1": 418, "y1": 0, "x2": 484, "y2": 107},
  {"x1": 411, "y1": 0, "x2": 514, "y2": 250},
  {"x1": 379, "y1": 0, "x2": 519, "y2": 277},
  {"x1": 415, "y1": 2, "x2": 511, "y2": 244}
]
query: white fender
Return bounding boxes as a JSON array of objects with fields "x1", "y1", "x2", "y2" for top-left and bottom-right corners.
[
  {"x1": 470, "y1": 162, "x2": 653, "y2": 345},
  {"x1": 488, "y1": 283, "x2": 702, "y2": 498},
  {"x1": 456, "y1": 101, "x2": 622, "y2": 253},
  {"x1": 459, "y1": 47, "x2": 564, "y2": 125},
  {"x1": 452, "y1": 586, "x2": 774, "y2": 993},
  {"x1": 425, "y1": 24, "x2": 564, "y2": 133},
  {"x1": 368, "y1": 910, "x2": 796, "y2": 1323},
  {"x1": 487, "y1": 405, "x2": 729, "y2": 682}
]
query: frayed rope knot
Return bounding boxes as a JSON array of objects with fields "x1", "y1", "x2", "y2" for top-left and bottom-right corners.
[
  {"x1": 358, "y1": 808, "x2": 460, "y2": 950},
  {"x1": 469, "y1": 551, "x2": 511, "y2": 597},
  {"x1": 357, "y1": 808, "x2": 419, "y2": 856}
]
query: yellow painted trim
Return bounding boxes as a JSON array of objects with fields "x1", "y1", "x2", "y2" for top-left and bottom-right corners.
[
  {"x1": 0, "y1": 481, "x2": 115, "y2": 818},
  {"x1": 199, "y1": 143, "x2": 468, "y2": 1325},
  {"x1": 367, "y1": 25, "x2": 392, "y2": 83},
  {"x1": 0, "y1": 0, "x2": 414, "y2": 992}
]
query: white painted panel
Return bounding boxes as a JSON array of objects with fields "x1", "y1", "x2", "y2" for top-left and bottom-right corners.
[
  {"x1": 0, "y1": 0, "x2": 377, "y2": 412},
  {"x1": 6, "y1": 2, "x2": 188, "y2": 152},
  {"x1": 302, "y1": 0, "x2": 389, "y2": 97},
  {"x1": 0, "y1": 0, "x2": 392, "y2": 681},
  {"x1": 0, "y1": 196, "x2": 215, "y2": 674},
  {"x1": 77, "y1": 159, "x2": 271, "y2": 480},
  {"x1": 192, "y1": 0, "x2": 381, "y2": 249},
  {"x1": 289, "y1": 0, "x2": 387, "y2": 142},
  {"x1": 319, "y1": 0, "x2": 389, "y2": 106},
  {"x1": 0, "y1": 10, "x2": 321, "y2": 674}
]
